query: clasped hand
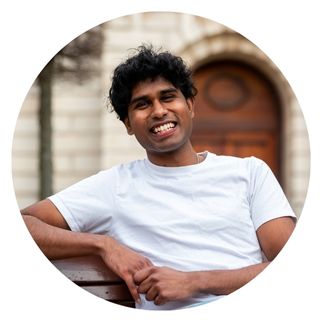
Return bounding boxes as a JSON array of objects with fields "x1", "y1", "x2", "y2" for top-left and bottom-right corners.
[
  {"x1": 134, "y1": 266, "x2": 196, "y2": 306},
  {"x1": 101, "y1": 236, "x2": 196, "y2": 306}
]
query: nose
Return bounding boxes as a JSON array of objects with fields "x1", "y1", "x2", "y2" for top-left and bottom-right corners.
[{"x1": 151, "y1": 100, "x2": 168, "y2": 118}]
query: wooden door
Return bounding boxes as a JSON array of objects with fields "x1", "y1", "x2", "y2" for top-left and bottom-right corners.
[{"x1": 191, "y1": 60, "x2": 281, "y2": 179}]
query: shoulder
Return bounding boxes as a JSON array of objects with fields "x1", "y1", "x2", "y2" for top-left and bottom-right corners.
[
  {"x1": 49, "y1": 159, "x2": 145, "y2": 208},
  {"x1": 55, "y1": 160, "x2": 143, "y2": 193},
  {"x1": 205, "y1": 154, "x2": 273, "y2": 186},
  {"x1": 207, "y1": 153, "x2": 264, "y2": 170}
]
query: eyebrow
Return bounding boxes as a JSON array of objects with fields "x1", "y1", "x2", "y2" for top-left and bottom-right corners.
[
  {"x1": 129, "y1": 87, "x2": 178, "y2": 106},
  {"x1": 160, "y1": 88, "x2": 178, "y2": 95}
]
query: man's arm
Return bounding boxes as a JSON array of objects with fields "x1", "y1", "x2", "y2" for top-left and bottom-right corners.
[
  {"x1": 22, "y1": 199, "x2": 99, "y2": 258},
  {"x1": 134, "y1": 216, "x2": 296, "y2": 305},
  {"x1": 21, "y1": 199, "x2": 153, "y2": 303}
]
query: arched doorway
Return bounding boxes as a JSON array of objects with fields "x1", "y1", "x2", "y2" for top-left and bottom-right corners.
[{"x1": 191, "y1": 60, "x2": 282, "y2": 180}]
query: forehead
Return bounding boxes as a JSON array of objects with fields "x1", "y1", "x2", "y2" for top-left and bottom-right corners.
[{"x1": 131, "y1": 77, "x2": 176, "y2": 98}]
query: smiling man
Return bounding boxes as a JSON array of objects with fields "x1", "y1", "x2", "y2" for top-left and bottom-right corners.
[
  {"x1": 125, "y1": 78, "x2": 196, "y2": 165},
  {"x1": 21, "y1": 45, "x2": 296, "y2": 310}
]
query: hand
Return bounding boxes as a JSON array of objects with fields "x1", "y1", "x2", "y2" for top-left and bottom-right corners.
[
  {"x1": 134, "y1": 266, "x2": 197, "y2": 306},
  {"x1": 100, "y1": 236, "x2": 153, "y2": 304}
]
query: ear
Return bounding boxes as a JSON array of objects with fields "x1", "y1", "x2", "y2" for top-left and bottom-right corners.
[
  {"x1": 186, "y1": 97, "x2": 195, "y2": 118},
  {"x1": 124, "y1": 117, "x2": 134, "y2": 135}
]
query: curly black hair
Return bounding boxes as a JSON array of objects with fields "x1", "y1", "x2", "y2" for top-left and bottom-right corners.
[{"x1": 108, "y1": 45, "x2": 197, "y2": 122}]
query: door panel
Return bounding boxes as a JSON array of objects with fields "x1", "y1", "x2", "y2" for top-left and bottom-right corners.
[{"x1": 191, "y1": 61, "x2": 281, "y2": 179}]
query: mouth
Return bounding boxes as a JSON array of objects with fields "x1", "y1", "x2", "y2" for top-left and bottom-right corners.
[{"x1": 150, "y1": 122, "x2": 177, "y2": 136}]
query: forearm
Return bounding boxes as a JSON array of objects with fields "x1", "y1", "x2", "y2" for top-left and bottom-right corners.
[
  {"x1": 23, "y1": 214, "x2": 105, "y2": 260},
  {"x1": 191, "y1": 262, "x2": 270, "y2": 296}
]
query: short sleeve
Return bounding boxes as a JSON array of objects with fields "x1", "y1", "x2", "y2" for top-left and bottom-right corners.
[
  {"x1": 248, "y1": 157, "x2": 296, "y2": 230},
  {"x1": 48, "y1": 167, "x2": 118, "y2": 234}
]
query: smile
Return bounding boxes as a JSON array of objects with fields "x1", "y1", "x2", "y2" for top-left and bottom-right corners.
[{"x1": 151, "y1": 122, "x2": 176, "y2": 135}]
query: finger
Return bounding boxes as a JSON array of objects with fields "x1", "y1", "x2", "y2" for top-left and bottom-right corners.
[
  {"x1": 133, "y1": 266, "x2": 153, "y2": 284},
  {"x1": 137, "y1": 277, "x2": 152, "y2": 294},
  {"x1": 124, "y1": 277, "x2": 141, "y2": 304},
  {"x1": 145, "y1": 286, "x2": 158, "y2": 302},
  {"x1": 154, "y1": 294, "x2": 166, "y2": 306}
]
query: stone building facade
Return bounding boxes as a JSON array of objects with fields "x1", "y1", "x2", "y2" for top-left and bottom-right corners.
[{"x1": 13, "y1": 12, "x2": 310, "y2": 217}]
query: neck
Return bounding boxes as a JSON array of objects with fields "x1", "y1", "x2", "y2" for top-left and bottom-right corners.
[{"x1": 147, "y1": 142, "x2": 200, "y2": 167}]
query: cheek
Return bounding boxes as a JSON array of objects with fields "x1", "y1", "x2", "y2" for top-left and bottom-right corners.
[
  {"x1": 130, "y1": 118, "x2": 148, "y2": 140},
  {"x1": 126, "y1": 114, "x2": 142, "y2": 133}
]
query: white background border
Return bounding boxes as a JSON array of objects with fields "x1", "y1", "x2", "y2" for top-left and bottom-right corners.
[{"x1": 1, "y1": 1, "x2": 321, "y2": 321}]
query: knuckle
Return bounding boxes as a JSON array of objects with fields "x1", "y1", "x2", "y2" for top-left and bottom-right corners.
[
  {"x1": 145, "y1": 293, "x2": 153, "y2": 301},
  {"x1": 151, "y1": 276, "x2": 158, "y2": 283},
  {"x1": 145, "y1": 258, "x2": 153, "y2": 266},
  {"x1": 139, "y1": 258, "x2": 152, "y2": 269},
  {"x1": 155, "y1": 295, "x2": 165, "y2": 306}
]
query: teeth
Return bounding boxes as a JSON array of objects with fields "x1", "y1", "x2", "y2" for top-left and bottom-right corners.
[{"x1": 153, "y1": 122, "x2": 175, "y2": 134}]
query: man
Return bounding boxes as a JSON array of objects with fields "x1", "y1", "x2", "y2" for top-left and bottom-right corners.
[{"x1": 21, "y1": 45, "x2": 296, "y2": 310}]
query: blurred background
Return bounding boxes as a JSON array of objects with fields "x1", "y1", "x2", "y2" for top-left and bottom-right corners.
[{"x1": 12, "y1": 12, "x2": 310, "y2": 217}]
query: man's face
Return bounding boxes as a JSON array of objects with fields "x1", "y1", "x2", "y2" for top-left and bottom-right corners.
[{"x1": 124, "y1": 77, "x2": 195, "y2": 158}]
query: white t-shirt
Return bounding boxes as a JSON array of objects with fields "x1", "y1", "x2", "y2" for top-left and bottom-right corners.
[{"x1": 49, "y1": 152, "x2": 296, "y2": 310}]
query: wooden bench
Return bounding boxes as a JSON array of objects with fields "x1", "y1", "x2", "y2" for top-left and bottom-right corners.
[{"x1": 51, "y1": 255, "x2": 135, "y2": 308}]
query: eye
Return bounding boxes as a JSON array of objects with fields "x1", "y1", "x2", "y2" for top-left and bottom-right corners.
[
  {"x1": 162, "y1": 94, "x2": 176, "y2": 102},
  {"x1": 134, "y1": 100, "x2": 149, "y2": 110}
]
